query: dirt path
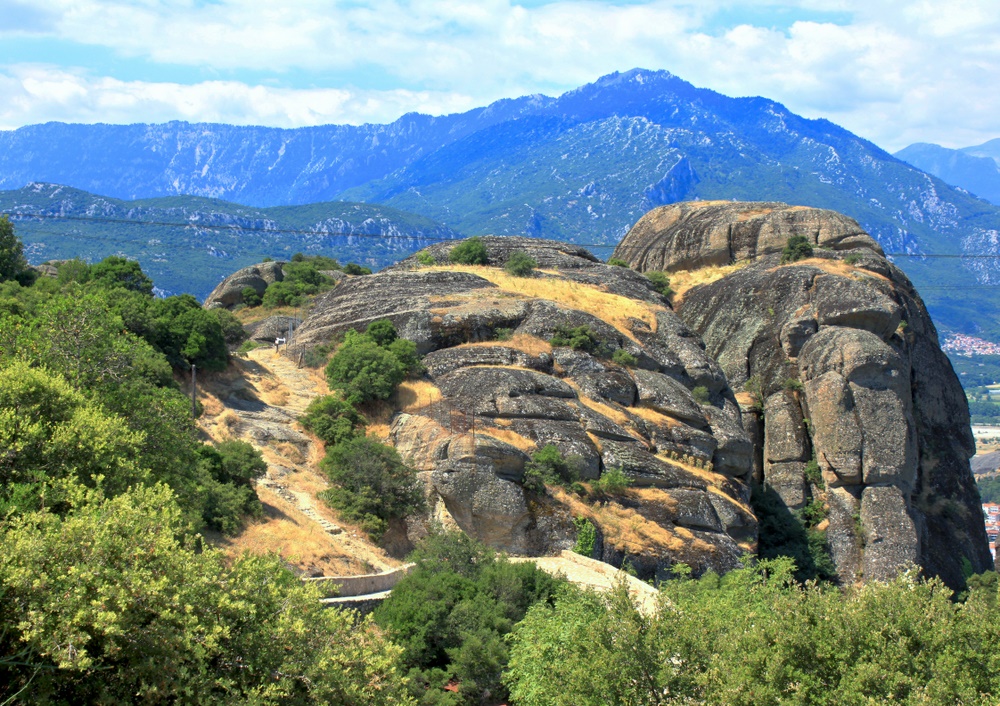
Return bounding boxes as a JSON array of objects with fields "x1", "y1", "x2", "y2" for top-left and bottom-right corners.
[{"x1": 199, "y1": 347, "x2": 398, "y2": 575}]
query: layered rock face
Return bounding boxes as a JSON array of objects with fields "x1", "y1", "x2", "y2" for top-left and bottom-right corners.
[
  {"x1": 615, "y1": 201, "x2": 991, "y2": 587},
  {"x1": 294, "y1": 237, "x2": 755, "y2": 578},
  {"x1": 204, "y1": 261, "x2": 286, "y2": 309}
]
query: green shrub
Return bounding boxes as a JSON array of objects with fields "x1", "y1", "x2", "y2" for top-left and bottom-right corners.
[
  {"x1": 449, "y1": 237, "x2": 489, "y2": 265},
  {"x1": 645, "y1": 271, "x2": 673, "y2": 297},
  {"x1": 781, "y1": 235, "x2": 814, "y2": 264},
  {"x1": 210, "y1": 308, "x2": 248, "y2": 346},
  {"x1": 752, "y1": 484, "x2": 837, "y2": 583},
  {"x1": 302, "y1": 341, "x2": 335, "y2": 368},
  {"x1": 549, "y1": 323, "x2": 600, "y2": 352},
  {"x1": 844, "y1": 253, "x2": 861, "y2": 265},
  {"x1": 318, "y1": 436, "x2": 424, "y2": 540},
  {"x1": 607, "y1": 257, "x2": 630, "y2": 267},
  {"x1": 572, "y1": 516, "x2": 597, "y2": 557},
  {"x1": 493, "y1": 327, "x2": 513, "y2": 341},
  {"x1": 299, "y1": 395, "x2": 367, "y2": 446},
  {"x1": 325, "y1": 331, "x2": 407, "y2": 405},
  {"x1": 784, "y1": 378, "x2": 804, "y2": 392},
  {"x1": 523, "y1": 445, "x2": 582, "y2": 494},
  {"x1": 416, "y1": 250, "x2": 436, "y2": 266},
  {"x1": 236, "y1": 340, "x2": 263, "y2": 357},
  {"x1": 592, "y1": 465, "x2": 631, "y2": 495},
  {"x1": 612, "y1": 348, "x2": 637, "y2": 367},
  {"x1": 804, "y1": 458, "x2": 823, "y2": 485},
  {"x1": 505, "y1": 250, "x2": 537, "y2": 277},
  {"x1": 799, "y1": 497, "x2": 829, "y2": 528},
  {"x1": 691, "y1": 385, "x2": 711, "y2": 404},
  {"x1": 343, "y1": 262, "x2": 372, "y2": 275},
  {"x1": 241, "y1": 286, "x2": 262, "y2": 307},
  {"x1": 365, "y1": 318, "x2": 398, "y2": 347}
]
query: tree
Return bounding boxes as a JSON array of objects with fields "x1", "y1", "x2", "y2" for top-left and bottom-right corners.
[
  {"x1": 326, "y1": 331, "x2": 408, "y2": 405},
  {"x1": 0, "y1": 215, "x2": 27, "y2": 283},
  {"x1": 0, "y1": 484, "x2": 415, "y2": 704},
  {"x1": 319, "y1": 435, "x2": 424, "y2": 540},
  {"x1": 449, "y1": 237, "x2": 488, "y2": 266},
  {"x1": 781, "y1": 235, "x2": 814, "y2": 264},
  {"x1": 299, "y1": 395, "x2": 367, "y2": 446},
  {"x1": 504, "y1": 250, "x2": 537, "y2": 277},
  {"x1": 89, "y1": 256, "x2": 154, "y2": 295}
]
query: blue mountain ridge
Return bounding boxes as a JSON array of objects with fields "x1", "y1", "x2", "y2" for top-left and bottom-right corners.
[{"x1": 3, "y1": 69, "x2": 1000, "y2": 340}]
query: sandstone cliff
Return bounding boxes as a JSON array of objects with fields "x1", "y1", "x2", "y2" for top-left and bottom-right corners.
[
  {"x1": 292, "y1": 237, "x2": 756, "y2": 579},
  {"x1": 614, "y1": 201, "x2": 991, "y2": 588}
]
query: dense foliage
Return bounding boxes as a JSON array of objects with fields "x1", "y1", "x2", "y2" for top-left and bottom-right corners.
[
  {"x1": 319, "y1": 435, "x2": 425, "y2": 540},
  {"x1": 506, "y1": 558, "x2": 1000, "y2": 706},
  {"x1": 448, "y1": 237, "x2": 488, "y2": 266},
  {"x1": 374, "y1": 530, "x2": 564, "y2": 705},
  {"x1": 299, "y1": 394, "x2": 368, "y2": 446},
  {"x1": 504, "y1": 250, "x2": 537, "y2": 277},
  {"x1": 781, "y1": 235, "x2": 814, "y2": 263},
  {"x1": 977, "y1": 475, "x2": 1000, "y2": 504},
  {"x1": 0, "y1": 484, "x2": 414, "y2": 705},
  {"x1": 325, "y1": 320, "x2": 422, "y2": 405}
]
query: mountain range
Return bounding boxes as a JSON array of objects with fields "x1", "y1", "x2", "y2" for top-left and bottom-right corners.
[
  {"x1": 895, "y1": 140, "x2": 1000, "y2": 206},
  {"x1": 2, "y1": 69, "x2": 1000, "y2": 339}
]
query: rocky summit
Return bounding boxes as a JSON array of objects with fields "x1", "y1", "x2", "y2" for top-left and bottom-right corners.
[
  {"x1": 293, "y1": 236, "x2": 756, "y2": 579},
  {"x1": 615, "y1": 201, "x2": 991, "y2": 588}
]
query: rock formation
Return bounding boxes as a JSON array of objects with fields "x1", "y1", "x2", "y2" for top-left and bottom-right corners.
[
  {"x1": 293, "y1": 237, "x2": 756, "y2": 579},
  {"x1": 204, "y1": 260, "x2": 286, "y2": 309},
  {"x1": 614, "y1": 201, "x2": 991, "y2": 588}
]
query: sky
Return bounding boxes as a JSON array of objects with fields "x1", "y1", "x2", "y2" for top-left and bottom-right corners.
[{"x1": 0, "y1": 0, "x2": 996, "y2": 153}]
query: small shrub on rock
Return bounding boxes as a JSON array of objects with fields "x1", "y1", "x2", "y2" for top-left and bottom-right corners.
[
  {"x1": 326, "y1": 331, "x2": 407, "y2": 405},
  {"x1": 449, "y1": 236, "x2": 489, "y2": 266},
  {"x1": 607, "y1": 257, "x2": 630, "y2": 267},
  {"x1": 645, "y1": 271, "x2": 673, "y2": 297},
  {"x1": 572, "y1": 516, "x2": 597, "y2": 557},
  {"x1": 691, "y1": 385, "x2": 711, "y2": 404},
  {"x1": 592, "y1": 465, "x2": 631, "y2": 495},
  {"x1": 781, "y1": 235, "x2": 814, "y2": 264},
  {"x1": 505, "y1": 251, "x2": 537, "y2": 277},
  {"x1": 550, "y1": 324, "x2": 600, "y2": 353},
  {"x1": 612, "y1": 349, "x2": 637, "y2": 367},
  {"x1": 416, "y1": 250, "x2": 436, "y2": 266},
  {"x1": 343, "y1": 262, "x2": 372, "y2": 275}
]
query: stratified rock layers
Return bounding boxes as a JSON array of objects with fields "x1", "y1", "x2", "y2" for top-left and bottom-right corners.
[
  {"x1": 615, "y1": 201, "x2": 991, "y2": 588},
  {"x1": 295, "y1": 237, "x2": 755, "y2": 578}
]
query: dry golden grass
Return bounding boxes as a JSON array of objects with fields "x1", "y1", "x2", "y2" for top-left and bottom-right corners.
[
  {"x1": 458, "y1": 333, "x2": 553, "y2": 357},
  {"x1": 235, "y1": 304, "x2": 304, "y2": 325},
  {"x1": 628, "y1": 404, "x2": 682, "y2": 429},
  {"x1": 274, "y1": 442, "x2": 305, "y2": 464},
  {"x1": 586, "y1": 432, "x2": 605, "y2": 453},
  {"x1": 670, "y1": 260, "x2": 751, "y2": 303},
  {"x1": 395, "y1": 380, "x2": 443, "y2": 412},
  {"x1": 213, "y1": 488, "x2": 367, "y2": 576},
  {"x1": 217, "y1": 410, "x2": 241, "y2": 435},
  {"x1": 434, "y1": 265, "x2": 664, "y2": 340},
  {"x1": 480, "y1": 427, "x2": 537, "y2": 453},
  {"x1": 552, "y1": 487, "x2": 715, "y2": 555}
]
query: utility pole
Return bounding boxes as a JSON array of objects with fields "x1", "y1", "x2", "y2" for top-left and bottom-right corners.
[{"x1": 191, "y1": 363, "x2": 197, "y2": 417}]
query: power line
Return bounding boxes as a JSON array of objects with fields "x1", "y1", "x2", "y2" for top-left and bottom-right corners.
[{"x1": 11, "y1": 209, "x2": 1000, "y2": 262}]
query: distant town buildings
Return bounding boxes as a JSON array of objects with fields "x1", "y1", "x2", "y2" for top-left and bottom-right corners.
[
  {"x1": 943, "y1": 334, "x2": 1000, "y2": 357},
  {"x1": 984, "y1": 503, "x2": 1000, "y2": 559}
]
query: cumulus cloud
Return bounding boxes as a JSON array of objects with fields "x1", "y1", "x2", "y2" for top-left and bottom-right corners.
[{"x1": 1, "y1": 0, "x2": 999, "y2": 150}]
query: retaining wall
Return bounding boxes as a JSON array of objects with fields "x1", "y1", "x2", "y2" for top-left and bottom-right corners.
[{"x1": 304, "y1": 563, "x2": 415, "y2": 599}]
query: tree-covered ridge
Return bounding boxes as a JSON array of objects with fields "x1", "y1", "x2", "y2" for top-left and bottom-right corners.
[{"x1": 0, "y1": 183, "x2": 461, "y2": 299}]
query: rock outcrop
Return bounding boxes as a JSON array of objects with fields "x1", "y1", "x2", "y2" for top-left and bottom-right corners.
[
  {"x1": 204, "y1": 261, "x2": 285, "y2": 309},
  {"x1": 294, "y1": 236, "x2": 756, "y2": 578},
  {"x1": 615, "y1": 201, "x2": 991, "y2": 588}
]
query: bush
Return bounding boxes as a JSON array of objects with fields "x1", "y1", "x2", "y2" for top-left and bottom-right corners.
[
  {"x1": 505, "y1": 250, "x2": 537, "y2": 277},
  {"x1": 318, "y1": 436, "x2": 424, "y2": 540},
  {"x1": 449, "y1": 237, "x2": 489, "y2": 265},
  {"x1": 781, "y1": 235, "x2": 814, "y2": 264},
  {"x1": 784, "y1": 378, "x2": 804, "y2": 392},
  {"x1": 804, "y1": 458, "x2": 823, "y2": 485},
  {"x1": 493, "y1": 327, "x2": 513, "y2": 341},
  {"x1": 612, "y1": 348, "x2": 637, "y2": 367},
  {"x1": 210, "y1": 307, "x2": 248, "y2": 346},
  {"x1": 241, "y1": 286, "x2": 262, "y2": 307},
  {"x1": 645, "y1": 271, "x2": 673, "y2": 297},
  {"x1": 366, "y1": 318, "x2": 398, "y2": 347},
  {"x1": 89, "y1": 256, "x2": 154, "y2": 295},
  {"x1": 522, "y1": 445, "x2": 582, "y2": 493},
  {"x1": 302, "y1": 341, "x2": 335, "y2": 368},
  {"x1": 592, "y1": 465, "x2": 631, "y2": 495},
  {"x1": 325, "y1": 331, "x2": 407, "y2": 405},
  {"x1": 572, "y1": 516, "x2": 597, "y2": 557},
  {"x1": 549, "y1": 324, "x2": 600, "y2": 352},
  {"x1": 299, "y1": 395, "x2": 367, "y2": 446},
  {"x1": 691, "y1": 385, "x2": 710, "y2": 404},
  {"x1": 416, "y1": 250, "x2": 436, "y2": 266},
  {"x1": 607, "y1": 257, "x2": 630, "y2": 267},
  {"x1": 343, "y1": 262, "x2": 372, "y2": 275},
  {"x1": 752, "y1": 484, "x2": 837, "y2": 583}
]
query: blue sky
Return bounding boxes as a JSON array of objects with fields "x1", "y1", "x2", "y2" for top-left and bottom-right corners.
[{"x1": 0, "y1": 0, "x2": 996, "y2": 152}]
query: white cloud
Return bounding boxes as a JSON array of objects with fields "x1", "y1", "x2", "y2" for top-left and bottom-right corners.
[{"x1": 1, "y1": 1, "x2": 999, "y2": 150}]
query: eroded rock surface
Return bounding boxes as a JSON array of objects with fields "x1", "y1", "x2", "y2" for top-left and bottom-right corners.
[
  {"x1": 204, "y1": 261, "x2": 286, "y2": 309},
  {"x1": 615, "y1": 201, "x2": 990, "y2": 588},
  {"x1": 296, "y1": 236, "x2": 755, "y2": 578}
]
